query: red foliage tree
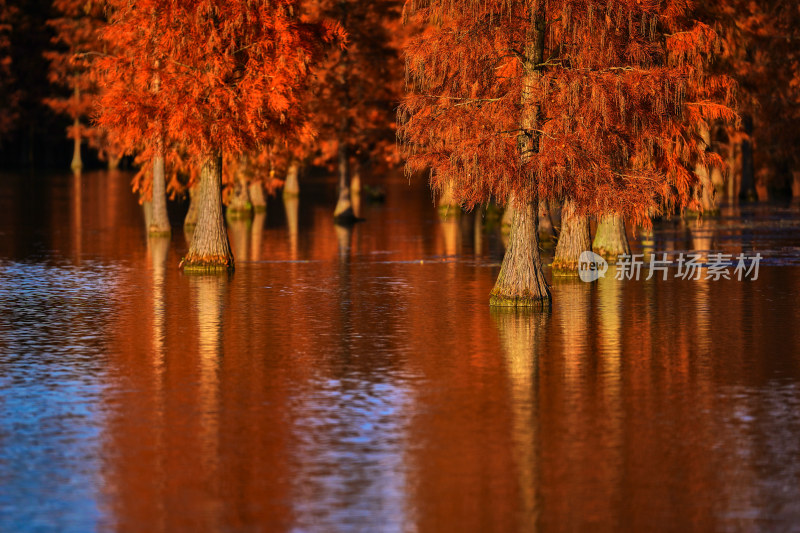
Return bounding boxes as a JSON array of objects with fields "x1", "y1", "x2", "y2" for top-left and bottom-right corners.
[
  {"x1": 400, "y1": 0, "x2": 736, "y2": 306},
  {"x1": 305, "y1": 0, "x2": 403, "y2": 222},
  {"x1": 44, "y1": 0, "x2": 107, "y2": 173},
  {"x1": 711, "y1": 1, "x2": 800, "y2": 199},
  {"x1": 96, "y1": 0, "x2": 342, "y2": 269}
]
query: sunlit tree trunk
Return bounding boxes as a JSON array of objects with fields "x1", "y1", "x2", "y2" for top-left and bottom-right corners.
[
  {"x1": 249, "y1": 182, "x2": 267, "y2": 212},
  {"x1": 181, "y1": 154, "x2": 233, "y2": 271},
  {"x1": 149, "y1": 142, "x2": 171, "y2": 236},
  {"x1": 695, "y1": 125, "x2": 719, "y2": 215},
  {"x1": 593, "y1": 214, "x2": 630, "y2": 263},
  {"x1": 351, "y1": 159, "x2": 362, "y2": 195},
  {"x1": 70, "y1": 86, "x2": 83, "y2": 174},
  {"x1": 108, "y1": 154, "x2": 121, "y2": 171},
  {"x1": 149, "y1": 65, "x2": 170, "y2": 236},
  {"x1": 491, "y1": 196, "x2": 550, "y2": 306},
  {"x1": 438, "y1": 179, "x2": 459, "y2": 217},
  {"x1": 490, "y1": 5, "x2": 550, "y2": 306},
  {"x1": 227, "y1": 155, "x2": 252, "y2": 219},
  {"x1": 552, "y1": 199, "x2": 591, "y2": 275},
  {"x1": 334, "y1": 142, "x2": 357, "y2": 223},
  {"x1": 283, "y1": 158, "x2": 300, "y2": 197}
]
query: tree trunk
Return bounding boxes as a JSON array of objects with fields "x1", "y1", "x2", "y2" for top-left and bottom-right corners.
[
  {"x1": 181, "y1": 154, "x2": 234, "y2": 272},
  {"x1": 184, "y1": 185, "x2": 199, "y2": 230},
  {"x1": 334, "y1": 143, "x2": 357, "y2": 223},
  {"x1": 490, "y1": 3, "x2": 550, "y2": 306},
  {"x1": 593, "y1": 214, "x2": 630, "y2": 263},
  {"x1": 71, "y1": 117, "x2": 82, "y2": 174},
  {"x1": 108, "y1": 154, "x2": 121, "y2": 171},
  {"x1": 552, "y1": 199, "x2": 591, "y2": 275},
  {"x1": 351, "y1": 159, "x2": 362, "y2": 195},
  {"x1": 249, "y1": 182, "x2": 267, "y2": 212},
  {"x1": 490, "y1": 197, "x2": 550, "y2": 307},
  {"x1": 71, "y1": 86, "x2": 83, "y2": 174},
  {"x1": 227, "y1": 155, "x2": 252, "y2": 220},
  {"x1": 739, "y1": 114, "x2": 757, "y2": 202},
  {"x1": 501, "y1": 201, "x2": 514, "y2": 235},
  {"x1": 149, "y1": 148, "x2": 171, "y2": 236},
  {"x1": 283, "y1": 159, "x2": 300, "y2": 197},
  {"x1": 437, "y1": 179, "x2": 459, "y2": 217},
  {"x1": 694, "y1": 125, "x2": 719, "y2": 216}
]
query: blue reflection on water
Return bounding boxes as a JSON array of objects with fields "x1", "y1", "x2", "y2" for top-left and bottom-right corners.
[{"x1": 0, "y1": 261, "x2": 118, "y2": 532}]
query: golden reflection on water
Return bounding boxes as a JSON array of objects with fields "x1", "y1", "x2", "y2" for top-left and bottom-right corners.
[{"x1": 2, "y1": 171, "x2": 800, "y2": 531}]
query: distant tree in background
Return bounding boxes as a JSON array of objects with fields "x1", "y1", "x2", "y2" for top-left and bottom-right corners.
[
  {"x1": 305, "y1": 0, "x2": 403, "y2": 223},
  {"x1": 44, "y1": 0, "x2": 108, "y2": 173},
  {"x1": 401, "y1": 0, "x2": 736, "y2": 306},
  {"x1": 711, "y1": 0, "x2": 800, "y2": 200},
  {"x1": 96, "y1": 0, "x2": 343, "y2": 270}
]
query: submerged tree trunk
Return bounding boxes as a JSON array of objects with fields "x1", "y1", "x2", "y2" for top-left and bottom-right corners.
[
  {"x1": 249, "y1": 182, "x2": 267, "y2": 212},
  {"x1": 149, "y1": 145, "x2": 171, "y2": 236},
  {"x1": 334, "y1": 143, "x2": 357, "y2": 223},
  {"x1": 181, "y1": 154, "x2": 234, "y2": 272},
  {"x1": 71, "y1": 86, "x2": 82, "y2": 174},
  {"x1": 438, "y1": 179, "x2": 459, "y2": 217},
  {"x1": 351, "y1": 159, "x2": 362, "y2": 195},
  {"x1": 71, "y1": 117, "x2": 82, "y2": 174},
  {"x1": 739, "y1": 114, "x2": 757, "y2": 202},
  {"x1": 184, "y1": 185, "x2": 199, "y2": 230},
  {"x1": 593, "y1": 214, "x2": 630, "y2": 263},
  {"x1": 694, "y1": 125, "x2": 719, "y2": 216},
  {"x1": 491, "y1": 197, "x2": 550, "y2": 306},
  {"x1": 227, "y1": 155, "x2": 252, "y2": 220},
  {"x1": 552, "y1": 199, "x2": 591, "y2": 275},
  {"x1": 283, "y1": 159, "x2": 300, "y2": 197},
  {"x1": 490, "y1": 4, "x2": 550, "y2": 307}
]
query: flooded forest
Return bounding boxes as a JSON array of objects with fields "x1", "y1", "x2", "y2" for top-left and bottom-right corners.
[{"x1": 1, "y1": 1, "x2": 799, "y2": 531}]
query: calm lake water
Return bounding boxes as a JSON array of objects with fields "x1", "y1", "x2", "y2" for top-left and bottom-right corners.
[{"x1": 1, "y1": 170, "x2": 799, "y2": 532}]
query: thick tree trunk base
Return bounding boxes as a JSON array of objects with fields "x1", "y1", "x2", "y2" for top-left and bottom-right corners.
[
  {"x1": 249, "y1": 183, "x2": 267, "y2": 213},
  {"x1": 593, "y1": 214, "x2": 630, "y2": 263},
  {"x1": 552, "y1": 200, "x2": 591, "y2": 276},
  {"x1": 490, "y1": 199, "x2": 550, "y2": 308},
  {"x1": 283, "y1": 161, "x2": 300, "y2": 198},
  {"x1": 182, "y1": 155, "x2": 234, "y2": 273},
  {"x1": 180, "y1": 254, "x2": 234, "y2": 273},
  {"x1": 334, "y1": 188, "x2": 360, "y2": 224}
]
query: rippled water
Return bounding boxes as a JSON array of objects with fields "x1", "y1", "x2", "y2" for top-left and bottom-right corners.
[{"x1": 1, "y1": 171, "x2": 799, "y2": 532}]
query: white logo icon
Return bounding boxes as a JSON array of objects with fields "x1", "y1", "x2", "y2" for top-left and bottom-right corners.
[{"x1": 578, "y1": 251, "x2": 608, "y2": 282}]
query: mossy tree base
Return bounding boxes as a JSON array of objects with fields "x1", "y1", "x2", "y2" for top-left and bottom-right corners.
[
  {"x1": 226, "y1": 206, "x2": 253, "y2": 221},
  {"x1": 592, "y1": 214, "x2": 630, "y2": 263},
  {"x1": 182, "y1": 154, "x2": 234, "y2": 273},
  {"x1": 552, "y1": 199, "x2": 591, "y2": 276},
  {"x1": 490, "y1": 198, "x2": 551, "y2": 307},
  {"x1": 180, "y1": 254, "x2": 234, "y2": 273}
]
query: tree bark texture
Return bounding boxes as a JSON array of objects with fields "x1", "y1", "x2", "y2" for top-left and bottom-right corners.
[
  {"x1": 491, "y1": 3, "x2": 550, "y2": 306},
  {"x1": 149, "y1": 147, "x2": 171, "y2": 236},
  {"x1": 182, "y1": 154, "x2": 234, "y2": 272},
  {"x1": 491, "y1": 197, "x2": 550, "y2": 306},
  {"x1": 592, "y1": 214, "x2": 630, "y2": 263},
  {"x1": 552, "y1": 199, "x2": 591, "y2": 275}
]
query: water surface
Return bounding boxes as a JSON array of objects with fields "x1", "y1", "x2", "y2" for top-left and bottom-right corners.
[{"x1": 1, "y1": 171, "x2": 799, "y2": 532}]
